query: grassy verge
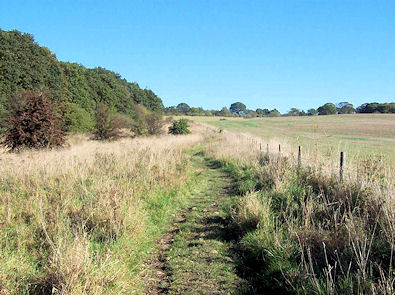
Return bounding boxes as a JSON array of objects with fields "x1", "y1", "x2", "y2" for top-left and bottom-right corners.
[{"x1": 204, "y1": 132, "x2": 394, "y2": 295}]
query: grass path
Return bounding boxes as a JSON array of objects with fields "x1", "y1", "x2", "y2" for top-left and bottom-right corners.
[{"x1": 144, "y1": 151, "x2": 250, "y2": 294}]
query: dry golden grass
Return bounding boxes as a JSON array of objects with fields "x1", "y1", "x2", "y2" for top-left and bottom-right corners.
[
  {"x1": 0, "y1": 131, "x2": 204, "y2": 294},
  {"x1": 0, "y1": 120, "x2": 393, "y2": 294},
  {"x1": 204, "y1": 127, "x2": 393, "y2": 187}
]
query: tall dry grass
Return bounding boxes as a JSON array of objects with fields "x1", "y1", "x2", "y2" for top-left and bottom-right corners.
[
  {"x1": 204, "y1": 130, "x2": 394, "y2": 294},
  {"x1": 205, "y1": 129, "x2": 393, "y2": 186},
  {"x1": 0, "y1": 132, "x2": 204, "y2": 294}
]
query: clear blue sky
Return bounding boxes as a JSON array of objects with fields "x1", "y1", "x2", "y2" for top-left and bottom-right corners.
[{"x1": 1, "y1": 0, "x2": 394, "y2": 112}]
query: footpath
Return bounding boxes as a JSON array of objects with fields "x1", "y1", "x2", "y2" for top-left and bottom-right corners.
[{"x1": 144, "y1": 153, "x2": 250, "y2": 294}]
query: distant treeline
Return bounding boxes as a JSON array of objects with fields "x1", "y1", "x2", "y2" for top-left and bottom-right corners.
[
  {"x1": 0, "y1": 29, "x2": 164, "y2": 133},
  {"x1": 166, "y1": 101, "x2": 395, "y2": 117}
]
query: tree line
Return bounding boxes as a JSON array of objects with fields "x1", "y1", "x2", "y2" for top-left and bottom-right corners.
[
  {"x1": 166, "y1": 100, "x2": 395, "y2": 117},
  {"x1": 166, "y1": 102, "x2": 282, "y2": 117},
  {"x1": 1, "y1": 28, "x2": 393, "y2": 150},
  {"x1": 0, "y1": 29, "x2": 164, "y2": 135},
  {"x1": 0, "y1": 29, "x2": 196, "y2": 151}
]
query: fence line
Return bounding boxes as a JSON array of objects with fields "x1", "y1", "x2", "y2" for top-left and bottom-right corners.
[
  {"x1": 199, "y1": 123, "x2": 390, "y2": 185},
  {"x1": 249, "y1": 136, "x2": 345, "y2": 183}
]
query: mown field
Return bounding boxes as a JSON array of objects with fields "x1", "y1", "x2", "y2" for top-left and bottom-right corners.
[{"x1": 187, "y1": 114, "x2": 395, "y2": 161}]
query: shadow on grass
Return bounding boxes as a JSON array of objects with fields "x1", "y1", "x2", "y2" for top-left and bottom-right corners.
[{"x1": 198, "y1": 157, "x2": 287, "y2": 295}]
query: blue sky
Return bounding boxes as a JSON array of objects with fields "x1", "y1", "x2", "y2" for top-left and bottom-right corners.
[{"x1": 1, "y1": 0, "x2": 394, "y2": 112}]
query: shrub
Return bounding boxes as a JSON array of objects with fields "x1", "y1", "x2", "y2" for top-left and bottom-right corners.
[
  {"x1": 93, "y1": 103, "x2": 131, "y2": 140},
  {"x1": 129, "y1": 104, "x2": 163, "y2": 137},
  {"x1": 146, "y1": 112, "x2": 163, "y2": 135},
  {"x1": 60, "y1": 102, "x2": 94, "y2": 132},
  {"x1": 130, "y1": 104, "x2": 149, "y2": 136},
  {"x1": 168, "y1": 118, "x2": 191, "y2": 135},
  {"x1": 1, "y1": 90, "x2": 65, "y2": 151}
]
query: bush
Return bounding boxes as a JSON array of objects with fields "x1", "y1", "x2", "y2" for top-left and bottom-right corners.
[
  {"x1": 146, "y1": 112, "x2": 163, "y2": 135},
  {"x1": 129, "y1": 104, "x2": 163, "y2": 137},
  {"x1": 93, "y1": 103, "x2": 131, "y2": 140},
  {"x1": 168, "y1": 118, "x2": 191, "y2": 135},
  {"x1": 60, "y1": 102, "x2": 94, "y2": 132},
  {"x1": 1, "y1": 90, "x2": 65, "y2": 151},
  {"x1": 130, "y1": 104, "x2": 148, "y2": 136}
]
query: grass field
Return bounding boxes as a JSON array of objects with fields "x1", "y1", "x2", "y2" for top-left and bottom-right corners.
[
  {"x1": 0, "y1": 121, "x2": 393, "y2": 294},
  {"x1": 187, "y1": 114, "x2": 395, "y2": 161}
]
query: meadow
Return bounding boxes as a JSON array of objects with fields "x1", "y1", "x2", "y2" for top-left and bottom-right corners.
[
  {"x1": 0, "y1": 131, "x2": 205, "y2": 294},
  {"x1": 188, "y1": 114, "x2": 395, "y2": 161},
  {"x1": 0, "y1": 119, "x2": 393, "y2": 294}
]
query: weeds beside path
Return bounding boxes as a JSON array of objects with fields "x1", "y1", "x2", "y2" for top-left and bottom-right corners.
[{"x1": 144, "y1": 151, "x2": 250, "y2": 294}]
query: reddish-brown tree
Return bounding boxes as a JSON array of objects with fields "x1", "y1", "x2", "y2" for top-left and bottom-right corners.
[{"x1": 1, "y1": 90, "x2": 65, "y2": 151}]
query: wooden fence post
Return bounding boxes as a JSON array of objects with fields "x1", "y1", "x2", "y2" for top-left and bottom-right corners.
[
  {"x1": 340, "y1": 152, "x2": 344, "y2": 182},
  {"x1": 278, "y1": 144, "x2": 281, "y2": 161},
  {"x1": 298, "y1": 146, "x2": 301, "y2": 170}
]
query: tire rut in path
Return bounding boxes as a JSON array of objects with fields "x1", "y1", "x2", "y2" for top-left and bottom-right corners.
[{"x1": 144, "y1": 156, "x2": 247, "y2": 294}]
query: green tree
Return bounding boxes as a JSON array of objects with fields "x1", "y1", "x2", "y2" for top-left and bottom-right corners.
[
  {"x1": 218, "y1": 107, "x2": 232, "y2": 117},
  {"x1": 267, "y1": 109, "x2": 281, "y2": 117},
  {"x1": 0, "y1": 95, "x2": 7, "y2": 133},
  {"x1": 165, "y1": 106, "x2": 178, "y2": 115},
  {"x1": 377, "y1": 104, "x2": 390, "y2": 113},
  {"x1": 0, "y1": 30, "x2": 63, "y2": 99},
  {"x1": 61, "y1": 102, "x2": 94, "y2": 132},
  {"x1": 176, "y1": 103, "x2": 191, "y2": 114},
  {"x1": 317, "y1": 103, "x2": 336, "y2": 115},
  {"x1": 230, "y1": 102, "x2": 247, "y2": 115},
  {"x1": 336, "y1": 102, "x2": 354, "y2": 114},
  {"x1": 168, "y1": 118, "x2": 191, "y2": 135},
  {"x1": 256, "y1": 108, "x2": 269, "y2": 116},
  {"x1": 244, "y1": 109, "x2": 257, "y2": 118},
  {"x1": 356, "y1": 102, "x2": 395, "y2": 113},
  {"x1": 188, "y1": 107, "x2": 200, "y2": 116},
  {"x1": 142, "y1": 88, "x2": 164, "y2": 112},
  {"x1": 0, "y1": 29, "x2": 164, "y2": 133},
  {"x1": 288, "y1": 108, "x2": 301, "y2": 116},
  {"x1": 307, "y1": 108, "x2": 318, "y2": 116}
]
